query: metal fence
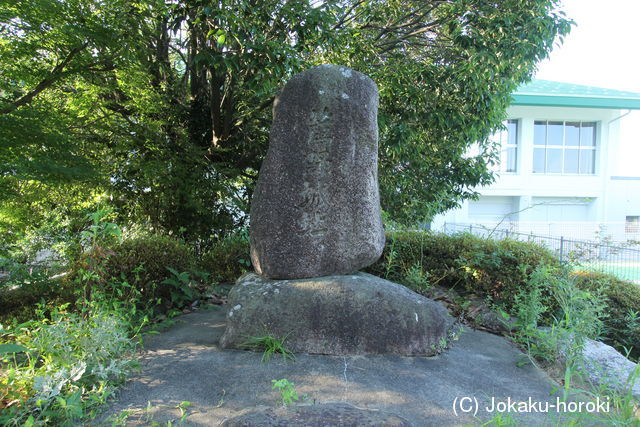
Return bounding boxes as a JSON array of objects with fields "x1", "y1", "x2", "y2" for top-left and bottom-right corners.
[{"x1": 442, "y1": 222, "x2": 640, "y2": 284}]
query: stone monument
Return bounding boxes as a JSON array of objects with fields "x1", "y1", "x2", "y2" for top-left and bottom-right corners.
[
  {"x1": 221, "y1": 65, "x2": 454, "y2": 356},
  {"x1": 249, "y1": 64, "x2": 385, "y2": 279}
]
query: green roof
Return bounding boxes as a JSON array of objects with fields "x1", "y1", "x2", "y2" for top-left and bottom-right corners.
[{"x1": 511, "y1": 79, "x2": 640, "y2": 109}]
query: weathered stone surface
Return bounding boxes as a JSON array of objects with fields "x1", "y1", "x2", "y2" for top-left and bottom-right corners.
[
  {"x1": 220, "y1": 272, "x2": 455, "y2": 356},
  {"x1": 579, "y1": 338, "x2": 640, "y2": 399},
  {"x1": 249, "y1": 64, "x2": 384, "y2": 279},
  {"x1": 221, "y1": 403, "x2": 411, "y2": 427},
  {"x1": 551, "y1": 331, "x2": 639, "y2": 400}
]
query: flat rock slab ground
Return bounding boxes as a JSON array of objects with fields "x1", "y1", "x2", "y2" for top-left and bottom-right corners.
[{"x1": 97, "y1": 306, "x2": 562, "y2": 426}]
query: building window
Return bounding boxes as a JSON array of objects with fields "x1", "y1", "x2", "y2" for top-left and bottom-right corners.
[
  {"x1": 493, "y1": 119, "x2": 518, "y2": 173},
  {"x1": 626, "y1": 216, "x2": 639, "y2": 233},
  {"x1": 533, "y1": 121, "x2": 596, "y2": 174}
]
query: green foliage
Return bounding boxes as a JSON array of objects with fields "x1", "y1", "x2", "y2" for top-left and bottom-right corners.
[
  {"x1": 110, "y1": 234, "x2": 195, "y2": 280},
  {"x1": 371, "y1": 231, "x2": 638, "y2": 360},
  {"x1": 0, "y1": 306, "x2": 138, "y2": 425},
  {"x1": 322, "y1": 0, "x2": 572, "y2": 224},
  {"x1": 0, "y1": 343, "x2": 29, "y2": 355},
  {"x1": 573, "y1": 271, "x2": 640, "y2": 360},
  {"x1": 512, "y1": 265, "x2": 607, "y2": 365},
  {"x1": 478, "y1": 413, "x2": 518, "y2": 426},
  {"x1": 366, "y1": 231, "x2": 560, "y2": 310},
  {"x1": 74, "y1": 208, "x2": 123, "y2": 302},
  {"x1": 199, "y1": 231, "x2": 251, "y2": 283},
  {"x1": 0, "y1": 210, "x2": 207, "y2": 425},
  {"x1": 95, "y1": 235, "x2": 197, "y2": 309},
  {"x1": 402, "y1": 262, "x2": 431, "y2": 291},
  {"x1": 513, "y1": 267, "x2": 549, "y2": 334},
  {"x1": 62, "y1": 213, "x2": 204, "y2": 316},
  {"x1": 160, "y1": 267, "x2": 203, "y2": 311},
  {"x1": 0, "y1": 0, "x2": 147, "y2": 172},
  {"x1": 0, "y1": 266, "x2": 76, "y2": 324},
  {"x1": 1, "y1": 0, "x2": 572, "y2": 244},
  {"x1": 80, "y1": 209, "x2": 122, "y2": 249},
  {"x1": 551, "y1": 272, "x2": 607, "y2": 343},
  {"x1": 271, "y1": 378, "x2": 299, "y2": 406},
  {"x1": 508, "y1": 266, "x2": 639, "y2": 426},
  {"x1": 0, "y1": 189, "x2": 107, "y2": 262},
  {"x1": 241, "y1": 334, "x2": 295, "y2": 363}
]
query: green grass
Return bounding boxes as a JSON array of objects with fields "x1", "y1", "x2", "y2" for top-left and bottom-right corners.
[
  {"x1": 240, "y1": 334, "x2": 296, "y2": 363},
  {"x1": 577, "y1": 261, "x2": 640, "y2": 283}
]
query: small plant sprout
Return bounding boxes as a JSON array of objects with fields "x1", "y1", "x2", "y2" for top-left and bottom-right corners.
[
  {"x1": 271, "y1": 378, "x2": 299, "y2": 406},
  {"x1": 241, "y1": 333, "x2": 295, "y2": 363},
  {"x1": 403, "y1": 262, "x2": 431, "y2": 290}
]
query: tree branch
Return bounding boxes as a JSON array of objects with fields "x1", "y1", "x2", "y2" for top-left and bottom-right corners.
[
  {"x1": 0, "y1": 43, "x2": 87, "y2": 115},
  {"x1": 332, "y1": 0, "x2": 366, "y2": 30}
]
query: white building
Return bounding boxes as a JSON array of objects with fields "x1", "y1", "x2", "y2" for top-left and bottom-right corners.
[{"x1": 432, "y1": 80, "x2": 640, "y2": 242}]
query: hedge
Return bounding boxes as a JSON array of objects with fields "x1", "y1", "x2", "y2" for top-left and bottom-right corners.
[
  {"x1": 365, "y1": 230, "x2": 561, "y2": 310},
  {"x1": 573, "y1": 270, "x2": 640, "y2": 356}
]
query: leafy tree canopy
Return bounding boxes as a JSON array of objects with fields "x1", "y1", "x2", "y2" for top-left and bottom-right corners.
[{"x1": 0, "y1": 0, "x2": 572, "y2": 249}]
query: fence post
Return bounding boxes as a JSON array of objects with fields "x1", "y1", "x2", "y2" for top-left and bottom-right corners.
[{"x1": 559, "y1": 236, "x2": 564, "y2": 262}]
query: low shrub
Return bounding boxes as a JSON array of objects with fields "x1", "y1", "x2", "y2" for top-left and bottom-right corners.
[
  {"x1": 573, "y1": 270, "x2": 640, "y2": 359},
  {"x1": 366, "y1": 230, "x2": 638, "y2": 360},
  {"x1": 199, "y1": 231, "x2": 251, "y2": 284},
  {"x1": 103, "y1": 235, "x2": 195, "y2": 286},
  {"x1": 67, "y1": 234, "x2": 198, "y2": 313},
  {"x1": 0, "y1": 214, "x2": 203, "y2": 425},
  {"x1": 199, "y1": 230, "x2": 560, "y2": 303},
  {"x1": 0, "y1": 266, "x2": 75, "y2": 324},
  {"x1": 366, "y1": 231, "x2": 560, "y2": 310},
  {"x1": 107, "y1": 235, "x2": 198, "y2": 311}
]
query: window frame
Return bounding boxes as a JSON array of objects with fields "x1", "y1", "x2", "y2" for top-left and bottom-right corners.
[
  {"x1": 626, "y1": 216, "x2": 640, "y2": 233},
  {"x1": 493, "y1": 119, "x2": 519, "y2": 174},
  {"x1": 532, "y1": 120, "x2": 597, "y2": 175}
]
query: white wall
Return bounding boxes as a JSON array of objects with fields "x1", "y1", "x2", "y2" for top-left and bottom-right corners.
[
  {"x1": 604, "y1": 178, "x2": 640, "y2": 241},
  {"x1": 616, "y1": 110, "x2": 640, "y2": 175}
]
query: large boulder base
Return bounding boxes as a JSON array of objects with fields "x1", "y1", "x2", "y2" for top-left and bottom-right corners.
[
  {"x1": 220, "y1": 272, "x2": 455, "y2": 356},
  {"x1": 249, "y1": 64, "x2": 385, "y2": 279}
]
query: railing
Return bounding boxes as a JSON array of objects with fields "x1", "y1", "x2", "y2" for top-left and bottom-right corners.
[{"x1": 442, "y1": 222, "x2": 640, "y2": 283}]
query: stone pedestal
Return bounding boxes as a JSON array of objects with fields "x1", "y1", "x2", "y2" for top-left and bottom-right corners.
[{"x1": 221, "y1": 273, "x2": 455, "y2": 356}]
